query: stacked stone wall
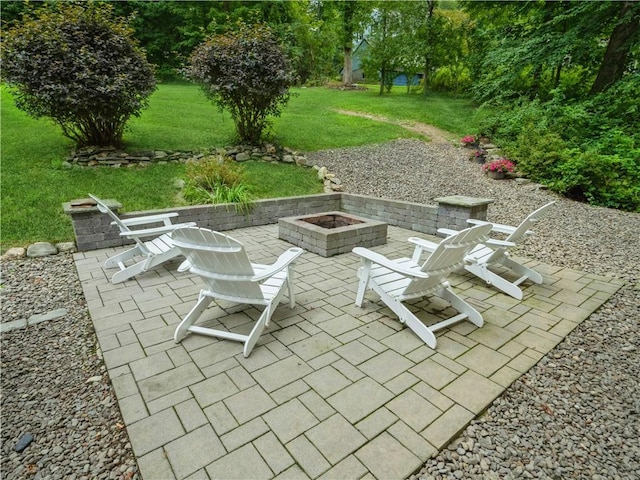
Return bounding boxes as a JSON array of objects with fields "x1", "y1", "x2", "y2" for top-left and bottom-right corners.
[{"x1": 64, "y1": 194, "x2": 492, "y2": 252}]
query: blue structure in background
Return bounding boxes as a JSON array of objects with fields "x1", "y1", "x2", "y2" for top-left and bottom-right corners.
[{"x1": 341, "y1": 39, "x2": 423, "y2": 87}]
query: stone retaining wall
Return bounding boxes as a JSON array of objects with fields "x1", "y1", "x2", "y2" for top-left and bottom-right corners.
[{"x1": 63, "y1": 194, "x2": 493, "y2": 252}]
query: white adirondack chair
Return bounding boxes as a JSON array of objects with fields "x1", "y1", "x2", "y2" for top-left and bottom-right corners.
[
  {"x1": 171, "y1": 227, "x2": 304, "y2": 357},
  {"x1": 89, "y1": 194, "x2": 196, "y2": 284},
  {"x1": 353, "y1": 223, "x2": 493, "y2": 349},
  {"x1": 416, "y1": 201, "x2": 556, "y2": 300}
]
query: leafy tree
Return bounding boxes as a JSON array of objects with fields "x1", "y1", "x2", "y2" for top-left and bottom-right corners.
[
  {"x1": 333, "y1": 0, "x2": 371, "y2": 85},
  {"x1": 1, "y1": 2, "x2": 156, "y2": 147},
  {"x1": 187, "y1": 23, "x2": 296, "y2": 145},
  {"x1": 361, "y1": 1, "x2": 470, "y2": 95},
  {"x1": 111, "y1": 1, "x2": 206, "y2": 80},
  {"x1": 590, "y1": 1, "x2": 640, "y2": 94},
  {"x1": 361, "y1": 2, "x2": 403, "y2": 94},
  {"x1": 465, "y1": 1, "x2": 640, "y2": 102}
]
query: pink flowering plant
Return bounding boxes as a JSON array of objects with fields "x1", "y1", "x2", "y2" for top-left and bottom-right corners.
[
  {"x1": 461, "y1": 135, "x2": 476, "y2": 146},
  {"x1": 473, "y1": 148, "x2": 487, "y2": 158},
  {"x1": 482, "y1": 158, "x2": 516, "y2": 174}
]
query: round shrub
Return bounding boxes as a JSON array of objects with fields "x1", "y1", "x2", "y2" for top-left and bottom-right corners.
[
  {"x1": 1, "y1": 2, "x2": 156, "y2": 147},
  {"x1": 187, "y1": 23, "x2": 296, "y2": 145}
]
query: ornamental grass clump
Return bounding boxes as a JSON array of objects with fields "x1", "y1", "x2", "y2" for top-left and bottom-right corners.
[
  {"x1": 183, "y1": 155, "x2": 254, "y2": 213},
  {"x1": 483, "y1": 158, "x2": 516, "y2": 174}
]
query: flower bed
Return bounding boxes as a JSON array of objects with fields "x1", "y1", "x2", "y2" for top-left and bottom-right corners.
[{"x1": 482, "y1": 158, "x2": 515, "y2": 179}]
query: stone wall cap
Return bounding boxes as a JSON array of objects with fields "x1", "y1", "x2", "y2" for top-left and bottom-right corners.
[
  {"x1": 434, "y1": 195, "x2": 494, "y2": 207},
  {"x1": 63, "y1": 198, "x2": 121, "y2": 215}
]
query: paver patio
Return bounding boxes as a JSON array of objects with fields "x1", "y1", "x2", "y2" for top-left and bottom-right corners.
[{"x1": 73, "y1": 224, "x2": 624, "y2": 480}]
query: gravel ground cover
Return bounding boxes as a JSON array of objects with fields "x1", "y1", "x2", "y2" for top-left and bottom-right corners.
[
  {"x1": 308, "y1": 139, "x2": 640, "y2": 480},
  {"x1": 1, "y1": 255, "x2": 138, "y2": 479},
  {"x1": 1, "y1": 138, "x2": 638, "y2": 479}
]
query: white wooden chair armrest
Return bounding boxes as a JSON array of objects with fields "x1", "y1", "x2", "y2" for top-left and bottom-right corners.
[
  {"x1": 251, "y1": 248, "x2": 304, "y2": 281},
  {"x1": 436, "y1": 228, "x2": 458, "y2": 237},
  {"x1": 353, "y1": 247, "x2": 429, "y2": 279},
  {"x1": 408, "y1": 237, "x2": 439, "y2": 252},
  {"x1": 121, "y1": 222, "x2": 197, "y2": 239},
  {"x1": 466, "y1": 219, "x2": 534, "y2": 237},
  {"x1": 118, "y1": 212, "x2": 180, "y2": 227},
  {"x1": 485, "y1": 238, "x2": 517, "y2": 248},
  {"x1": 408, "y1": 236, "x2": 440, "y2": 263}
]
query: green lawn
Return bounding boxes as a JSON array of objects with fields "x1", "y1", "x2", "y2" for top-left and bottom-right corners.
[{"x1": 1, "y1": 83, "x2": 486, "y2": 251}]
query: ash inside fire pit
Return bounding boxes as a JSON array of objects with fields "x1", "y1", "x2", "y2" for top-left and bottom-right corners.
[{"x1": 302, "y1": 214, "x2": 364, "y2": 229}]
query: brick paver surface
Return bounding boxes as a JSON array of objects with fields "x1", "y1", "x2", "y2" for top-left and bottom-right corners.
[{"x1": 74, "y1": 225, "x2": 624, "y2": 479}]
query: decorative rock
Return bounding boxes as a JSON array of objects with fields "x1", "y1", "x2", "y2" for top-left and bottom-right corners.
[
  {"x1": 317, "y1": 166, "x2": 328, "y2": 180},
  {"x1": 28, "y1": 308, "x2": 68, "y2": 325},
  {"x1": 67, "y1": 145, "x2": 308, "y2": 168},
  {"x1": 26, "y1": 242, "x2": 57, "y2": 257},
  {"x1": 515, "y1": 178, "x2": 532, "y2": 185},
  {"x1": 55, "y1": 242, "x2": 76, "y2": 254},
  {"x1": 1, "y1": 247, "x2": 26, "y2": 260},
  {"x1": 15, "y1": 433, "x2": 34, "y2": 453}
]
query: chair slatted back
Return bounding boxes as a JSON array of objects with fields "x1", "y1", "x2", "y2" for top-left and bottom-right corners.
[
  {"x1": 505, "y1": 201, "x2": 555, "y2": 244},
  {"x1": 404, "y1": 224, "x2": 492, "y2": 295},
  {"x1": 171, "y1": 227, "x2": 263, "y2": 301},
  {"x1": 88, "y1": 194, "x2": 148, "y2": 251}
]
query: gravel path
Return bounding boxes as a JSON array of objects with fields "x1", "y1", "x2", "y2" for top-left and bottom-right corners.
[{"x1": 2, "y1": 138, "x2": 638, "y2": 479}]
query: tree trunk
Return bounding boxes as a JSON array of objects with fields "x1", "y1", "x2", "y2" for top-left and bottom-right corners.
[
  {"x1": 554, "y1": 63, "x2": 562, "y2": 88},
  {"x1": 422, "y1": 56, "x2": 430, "y2": 96},
  {"x1": 590, "y1": 1, "x2": 640, "y2": 95},
  {"x1": 343, "y1": 46, "x2": 353, "y2": 85},
  {"x1": 422, "y1": 0, "x2": 435, "y2": 97}
]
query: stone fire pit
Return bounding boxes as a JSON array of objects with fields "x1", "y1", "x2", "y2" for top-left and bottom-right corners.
[{"x1": 278, "y1": 211, "x2": 387, "y2": 257}]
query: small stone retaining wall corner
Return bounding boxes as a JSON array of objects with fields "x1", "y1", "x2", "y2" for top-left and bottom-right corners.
[
  {"x1": 435, "y1": 195, "x2": 494, "y2": 231},
  {"x1": 63, "y1": 194, "x2": 493, "y2": 252}
]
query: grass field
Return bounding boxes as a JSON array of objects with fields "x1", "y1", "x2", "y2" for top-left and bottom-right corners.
[{"x1": 1, "y1": 83, "x2": 487, "y2": 250}]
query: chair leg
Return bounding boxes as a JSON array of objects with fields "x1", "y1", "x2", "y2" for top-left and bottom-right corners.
[
  {"x1": 369, "y1": 281, "x2": 438, "y2": 348},
  {"x1": 104, "y1": 246, "x2": 140, "y2": 269},
  {"x1": 401, "y1": 307, "x2": 438, "y2": 349},
  {"x1": 355, "y1": 263, "x2": 372, "y2": 307},
  {"x1": 243, "y1": 304, "x2": 273, "y2": 357},
  {"x1": 177, "y1": 259, "x2": 191, "y2": 273},
  {"x1": 501, "y1": 256, "x2": 543, "y2": 284},
  {"x1": 174, "y1": 293, "x2": 213, "y2": 343},
  {"x1": 439, "y1": 286, "x2": 483, "y2": 328},
  {"x1": 111, "y1": 261, "x2": 149, "y2": 284},
  {"x1": 286, "y1": 267, "x2": 296, "y2": 308},
  {"x1": 465, "y1": 263, "x2": 524, "y2": 300},
  {"x1": 145, "y1": 250, "x2": 182, "y2": 271}
]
